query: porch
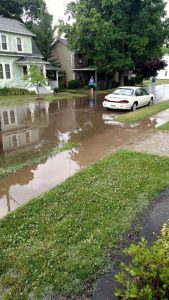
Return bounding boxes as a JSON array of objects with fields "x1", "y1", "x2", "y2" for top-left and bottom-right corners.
[
  {"x1": 73, "y1": 66, "x2": 97, "y2": 86},
  {"x1": 15, "y1": 57, "x2": 59, "y2": 92}
]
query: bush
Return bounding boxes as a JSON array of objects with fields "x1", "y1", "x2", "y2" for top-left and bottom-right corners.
[
  {"x1": 115, "y1": 221, "x2": 169, "y2": 299},
  {"x1": 0, "y1": 87, "x2": 35, "y2": 96},
  {"x1": 97, "y1": 80, "x2": 107, "y2": 90},
  {"x1": 54, "y1": 88, "x2": 59, "y2": 93},
  {"x1": 68, "y1": 80, "x2": 83, "y2": 89}
]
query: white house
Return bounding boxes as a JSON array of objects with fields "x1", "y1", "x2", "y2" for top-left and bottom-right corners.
[
  {"x1": 157, "y1": 55, "x2": 169, "y2": 79},
  {"x1": 0, "y1": 16, "x2": 59, "y2": 92}
]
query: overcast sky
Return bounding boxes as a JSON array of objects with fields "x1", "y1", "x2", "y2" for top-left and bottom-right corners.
[
  {"x1": 45, "y1": 0, "x2": 169, "y2": 25},
  {"x1": 44, "y1": 0, "x2": 71, "y2": 24}
]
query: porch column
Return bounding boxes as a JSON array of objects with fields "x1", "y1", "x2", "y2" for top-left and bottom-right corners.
[
  {"x1": 42, "y1": 64, "x2": 46, "y2": 77},
  {"x1": 95, "y1": 71, "x2": 97, "y2": 83},
  {"x1": 27, "y1": 65, "x2": 30, "y2": 76},
  {"x1": 73, "y1": 71, "x2": 76, "y2": 80},
  {"x1": 56, "y1": 71, "x2": 59, "y2": 88}
]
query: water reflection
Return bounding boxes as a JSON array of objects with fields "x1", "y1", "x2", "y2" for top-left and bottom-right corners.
[
  {"x1": 145, "y1": 84, "x2": 169, "y2": 103},
  {"x1": 0, "y1": 93, "x2": 163, "y2": 218}
]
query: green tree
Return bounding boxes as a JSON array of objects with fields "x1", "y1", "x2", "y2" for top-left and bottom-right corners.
[
  {"x1": 0, "y1": 0, "x2": 43, "y2": 21},
  {"x1": 28, "y1": 65, "x2": 47, "y2": 99},
  {"x1": 27, "y1": 3, "x2": 54, "y2": 60},
  {"x1": 60, "y1": 0, "x2": 169, "y2": 84}
]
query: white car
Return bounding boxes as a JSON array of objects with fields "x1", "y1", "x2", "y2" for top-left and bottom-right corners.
[{"x1": 103, "y1": 86, "x2": 154, "y2": 111}]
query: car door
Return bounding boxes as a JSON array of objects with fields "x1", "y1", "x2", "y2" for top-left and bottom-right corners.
[
  {"x1": 135, "y1": 88, "x2": 145, "y2": 107},
  {"x1": 140, "y1": 88, "x2": 150, "y2": 105}
]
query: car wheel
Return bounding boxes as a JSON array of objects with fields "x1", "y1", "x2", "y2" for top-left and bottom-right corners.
[
  {"x1": 131, "y1": 102, "x2": 137, "y2": 111},
  {"x1": 148, "y1": 97, "x2": 154, "y2": 106}
]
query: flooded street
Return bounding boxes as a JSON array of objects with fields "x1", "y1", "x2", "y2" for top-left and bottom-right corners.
[{"x1": 0, "y1": 86, "x2": 169, "y2": 218}]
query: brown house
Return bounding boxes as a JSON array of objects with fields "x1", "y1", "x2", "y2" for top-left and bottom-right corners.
[{"x1": 52, "y1": 38, "x2": 97, "y2": 87}]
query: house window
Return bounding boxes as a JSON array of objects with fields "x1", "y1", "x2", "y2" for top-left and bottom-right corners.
[
  {"x1": 1, "y1": 35, "x2": 7, "y2": 50},
  {"x1": 5, "y1": 64, "x2": 11, "y2": 79},
  {"x1": 0, "y1": 64, "x2": 3, "y2": 79},
  {"x1": 3, "y1": 111, "x2": 9, "y2": 125},
  {"x1": 2, "y1": 110, "x2": 16, "y2": 125},
  {"x1": 0, "y1": 64, "x2": 11, "y2": 79},
  {"x1": 10, "y1": 110, "x2": 15, "y2": 124},
  {"x1": 165, "y1": 71, "x2": 168, "y2": 77},
  {"x1": 17, "y1": 37, "x2": 22, "y2": 51}
]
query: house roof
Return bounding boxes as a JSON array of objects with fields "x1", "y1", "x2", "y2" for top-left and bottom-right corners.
[
  {"x1": 15, "y1": 57, "x2": 50, "y2": 65},
  {"x1": 0, "y1": 16, "x2": 35, "y2": 36},
  {"x1": 32, "y1": 39, "x2": 42, "y2": 57},
  {"x1": 52, "y1": 38, "x2": 68, "y2": 47},
  {"x1": 73, "y1": 66, "x2": 96, "y2": 71}
]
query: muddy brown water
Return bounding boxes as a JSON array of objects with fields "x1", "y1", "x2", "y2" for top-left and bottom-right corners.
[{"x1": 0, "y1": 90, "x2": 168, "y2": 218}]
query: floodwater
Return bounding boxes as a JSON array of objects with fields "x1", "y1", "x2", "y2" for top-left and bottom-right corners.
[
  {"x1": 146, "y1": 83, "x2": 169, "y2": 102},
  {"x1": 0, "y1": 86, "x2": 168, "y2": 218}
]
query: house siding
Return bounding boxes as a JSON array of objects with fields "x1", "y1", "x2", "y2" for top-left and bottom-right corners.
[
  {"x1": 0, "y1": 31, "x2": 33, "y2": 88},
  {"x1": 0, "y1": 31, "x2": 32, "y2": 54},
  {"x1": 0, "y1": 56, "x2": 27, "y2": 88},
  {"x1": 52, "y1": 41, "x2": 74, "y2": 86}
]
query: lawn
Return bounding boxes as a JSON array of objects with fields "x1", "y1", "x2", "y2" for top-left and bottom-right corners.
[
  {"x1": 1, "y1": 150, "x2": 169, "y2": 299},
  {"x1": 143, "y1": 79, "x2": 169, "y2": 86},
  {"x1": 0, "y1": 90, "x2": 111, "y2": 105},
  {"x1": 0, "y1": 92, "x2": 86, "y2": 105},
  {"x1": 117, "y1": 100, "x2": 169, "y2": 124},
  {"x1": 0, "y1": 142, "x2": 77, "y2": 178},
  {"x1": 158, "y1": 121, "x2": 169, "y2": 131}
]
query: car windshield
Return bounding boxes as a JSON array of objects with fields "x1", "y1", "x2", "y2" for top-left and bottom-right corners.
[{"x1": 112, "y1": 88, "x2": 134, "y2": 96}]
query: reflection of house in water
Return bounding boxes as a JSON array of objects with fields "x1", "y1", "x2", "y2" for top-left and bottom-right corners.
[{"x1": 0, "y1": 102, "x2": 50, "y2": 155}]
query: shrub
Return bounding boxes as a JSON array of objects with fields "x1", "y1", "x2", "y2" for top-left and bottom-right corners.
[
  {"x1": 0, "y1": 87, "x2": 35, "y2": 96},
  {"x1": 68, "y1": 79, "x2": 83, "y2": 89},
  {"x1": 54, "y1": 87, "x2": 59, "y2": 93},
  {"x1": 97, "y1": 80, "x2": 107, "y2": 90},
  {"x1": 115, "y1": 221, "x2": 169, "y2": 299}
]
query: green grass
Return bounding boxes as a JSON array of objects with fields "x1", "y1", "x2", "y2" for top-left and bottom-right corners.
[
  {"x1": 1, "y1": 150, "x2": 169, "y2": 299},
  {"x1": 158, "y1": 121, "x2": 169, "y2": 131},
  {"x1": 117, "y1": 100, "x2": 169, "y2": 124},
  {"x1": 0, "y1": 90, "x2": 111, "y2": 106},
  {"x1": 0, "y1": 142, "x2": 77, "y2": 178},
  {"x1": 143, "y1": 79, "x2": 169, "y2": 86},
  {"x1": 0, "y1": 92, "x2": 86, "y2": 105}
]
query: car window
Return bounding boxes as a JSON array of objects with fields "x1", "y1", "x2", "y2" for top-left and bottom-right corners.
[
  {"x1": 113, "y1": 88, "x2": 134, "y2": 96},
  {"x1": 140, "y1": 88, "x2": 149, "y2": 95},
  {"x1": 135, "y1": 89, "x2": 142, "y2": 96}
]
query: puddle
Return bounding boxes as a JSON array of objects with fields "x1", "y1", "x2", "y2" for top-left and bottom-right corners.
[
  {"x1": 0, "y1": 93, "x2": 165, "y2": 218},
  {"x1": 145, "y1": 84, "x2": 169, "y2": 102},
  {"x1": 150, "y1": 108, "x2": 169, "y2": 128}
]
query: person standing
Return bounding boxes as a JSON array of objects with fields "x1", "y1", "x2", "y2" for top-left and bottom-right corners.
[{"x1": 89, "y1": 76, "x2": 95, "y2": 88}]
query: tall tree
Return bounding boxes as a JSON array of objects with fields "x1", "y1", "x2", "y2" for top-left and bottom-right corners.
[
  {"x1": 27, "y1": 3, "x2": 54, "y2": 60},
  {"x1": 0, "y1": 0, "x2": 43, "y2": 21},
  {"x1": 0, "y1": 0, "x2": 22, "y2": 19},
  {"x1": 60, "y1": 0, "x2": 169, "y2": 81}
]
